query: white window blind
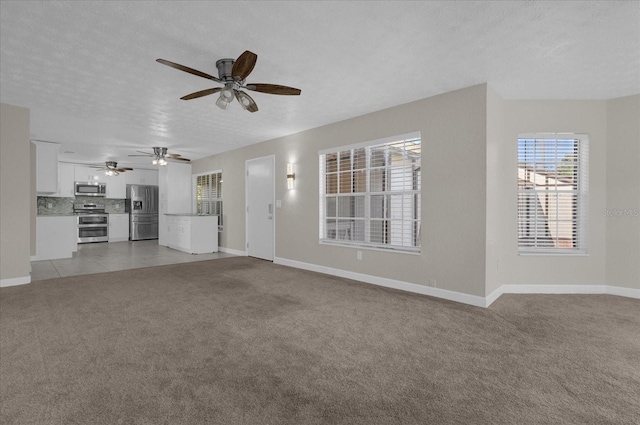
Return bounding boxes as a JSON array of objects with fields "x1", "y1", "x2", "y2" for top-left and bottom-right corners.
[
  {"x1": 319, "y1": 133, "x2": 421, "y2": 253},
  {"x1": 193, "y1": 171, "x2": 223, "y2": 225},
  {"x1": 517, "y1": 134, "x2": 588, "y2": 254}
]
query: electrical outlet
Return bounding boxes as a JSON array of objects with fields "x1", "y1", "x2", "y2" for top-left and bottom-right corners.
[
  {"x1": 429, "y1": 279, "x2": 437, "y2": 287},
  {"x1": 115, "y1": 203, "x2": 120, "y2": 209},
  {"x1": 47, "y1": 203, "x2": 53, "y2": 209},
  {"x1": 357, "y1": 251, "x2": 362, "y2": 260}
]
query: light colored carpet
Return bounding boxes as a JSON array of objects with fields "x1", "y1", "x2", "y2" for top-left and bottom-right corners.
[{"x1": 1, "y1": 257, "x2": 639, "y2": 424}]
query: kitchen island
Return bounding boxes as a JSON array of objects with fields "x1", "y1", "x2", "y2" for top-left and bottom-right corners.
[
  {"x1": 163, "y1": 214, "x2": 218, "y2": 254},
  {"x1": 34, "y1": 215, "x2": 77, "y2": 261}
]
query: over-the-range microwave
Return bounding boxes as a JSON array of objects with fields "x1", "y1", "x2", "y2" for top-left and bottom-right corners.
[{"x1": 75, "y1": 181, "x2": 106, "y2": 197}]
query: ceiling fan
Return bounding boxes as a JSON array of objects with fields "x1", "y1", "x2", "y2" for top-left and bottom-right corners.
[
  {"x1": 156, "y1": 50, "x2": 301, "y2": 112},
  {"x1": 94, "y1": 161, "x2": 133, "y2": 176},
  {"x1": 128, "y1": 147, "x2": 191, "y2": 166}
]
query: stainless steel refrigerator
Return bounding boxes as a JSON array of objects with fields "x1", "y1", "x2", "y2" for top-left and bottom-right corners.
[{"x1": 126, "y1": 184, "x2": 159, "y2": 241}]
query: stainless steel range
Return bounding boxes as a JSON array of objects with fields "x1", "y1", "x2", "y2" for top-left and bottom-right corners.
[{"x1": 74, "y1": 202, "x2": 109, "y2": 243}]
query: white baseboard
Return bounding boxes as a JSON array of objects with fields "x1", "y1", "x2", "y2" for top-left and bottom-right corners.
[
  {"x1": 273, "y1": 257, "x2": 640, "y2": 308},
  {"x1": 501, "y1": 284, "x2": 609, "y2": 295},
  {"x1": 219, "y1": 247, "x2": 247, "y2": 256},
  {"x1": 274, "y1": 257, "x2": 488, "y2": 308},
  {"x1": 1, "y1": 275, "x2": 31, "y2": 288},
  {"x1": 606, "y1": 285, "x2": 640, "y2": 299},
  {"x1": 485, "y1": 286, "x2": 505, "y2": 307},
  {"x1": 490, "y1": 284, "x2": 639, "y2": 302}
]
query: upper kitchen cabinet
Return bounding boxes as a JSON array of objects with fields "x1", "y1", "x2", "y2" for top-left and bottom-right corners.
[
  {"x1": 49, "y1": 162, "x2": 75, "y2": 198},
  {"x1": 32, "y1": 140, "x2": 59, "y2": 194},
  {"x1": 126, "y1": 169, "x2": 158, "y2": 186},
  {"x1": 106, "y1": 172, "x2": 126, "y2": 199},
  {"x1": 74, "y1": 165, "x2": 105, "y2": 182}
]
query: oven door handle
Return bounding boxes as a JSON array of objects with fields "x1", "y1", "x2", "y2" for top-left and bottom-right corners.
[{"x1": 78, "y1": 223, "x2": 109, "y2": 228}]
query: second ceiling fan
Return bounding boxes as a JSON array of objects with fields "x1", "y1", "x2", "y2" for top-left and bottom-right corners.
[
  {"x1": 156, "y1": 50, "x2": 301, "y2": 112},
  {"x1": 129, "y1": 147, "x2": 191, "y2": 166},
  {"x1": 94, "y1": 161, "x2": 133, "y2": 176}
]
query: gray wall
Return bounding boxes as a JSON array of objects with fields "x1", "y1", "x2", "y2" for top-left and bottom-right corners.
[
  {"x1": 194, "y1": 84, "x2": 489, "y2": 297},
  {"x1": 196, "y1": 85, "x2": 639, "y2": 299},
  {"x1": 486, "y1": 92, "x2": 639, "y2": 293},
  {"x1": 1, "y1": 103, "x2": 31, "y2": 283},
  {"x1": 491, "y1": 98, "x2": 608, "y2": 288},
  {"x1": 605, "y1": 95, "x2": 640, "y2": 290},
  {"x1": 485, "y1": 85, "x2": 506, "y2": 296},
  {"x1": 4, "y1": 88, "x2": 633, "y2": 295}
]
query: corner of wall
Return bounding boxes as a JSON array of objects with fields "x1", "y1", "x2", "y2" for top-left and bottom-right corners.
[
  {"x1": 0, "y1": 103, "x2": 32, "y2": 282},
  {"x1": 31, "y1": 142, "x2": 37, "y2": 255},
  {"x1": 485, "y1": 85, "x2": 506, "y2": 296},
  {"x1": 605, "y1": 94, "x2": 640, "y2": 290}
]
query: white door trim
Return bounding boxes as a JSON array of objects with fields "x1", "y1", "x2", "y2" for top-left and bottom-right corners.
[{"x1": 245, "y1": 155, "x2": 276, "y2": 260}]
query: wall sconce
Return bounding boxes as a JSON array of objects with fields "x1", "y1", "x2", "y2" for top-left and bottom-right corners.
[{"x1": 287, "y1": 163, "x2": 296, "y2": 190}]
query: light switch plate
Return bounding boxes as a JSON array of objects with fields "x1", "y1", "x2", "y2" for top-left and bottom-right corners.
[{"x1": 276, "y1": 200, "x2": 282, "y2": 208}]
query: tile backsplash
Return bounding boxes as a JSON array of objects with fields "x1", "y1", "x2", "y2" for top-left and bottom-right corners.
[{"x1": 37, "y1": 196, "x2": 126, "y2": 215}]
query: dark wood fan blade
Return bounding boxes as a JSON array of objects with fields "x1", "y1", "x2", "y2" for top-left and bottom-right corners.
[
  {"x1": 232, "y1": 51, "x2": 257, "y2": 81},
  {"x1": 245, "y1": 84, "x2": 301, "y2": 95},
  {"x1": 171, "y1": 157, "x2": 191, "y2": 162},
  {"x1": 116, "y1": 168, "x2": 134, "y2": 172},
  {"x1": 165, "y1": 154, "x2": 182, "y2": 158},
  {"x1": 180, "y1": 87, "x2": 222, "y2": 100},
  {"x1": 234, "y1": 90, "x2": 259, "y2": 113},
  {"x1": 156, "y1": 59, "x2": 221, "y2": 83}
]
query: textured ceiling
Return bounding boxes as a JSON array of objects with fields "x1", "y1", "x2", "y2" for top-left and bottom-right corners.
[{"x1": 1, "y1": 1, "x2": 638, "y2": 168}]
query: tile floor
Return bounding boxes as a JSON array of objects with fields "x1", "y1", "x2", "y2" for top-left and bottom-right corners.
[{"x1": 31, "y1": 240, "x2": 236, "y2": 281}]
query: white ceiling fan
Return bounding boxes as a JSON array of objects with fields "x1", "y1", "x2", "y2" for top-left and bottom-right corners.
[
  {"x1": 128, "y1": 147, "x2": 191, "y2": 165},
  {"x1": 93, "y1": 161, "x2": 133, "y2": 176}
]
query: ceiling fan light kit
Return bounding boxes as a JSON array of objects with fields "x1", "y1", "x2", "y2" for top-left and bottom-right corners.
[
  {"x1": 152, "y1": 147, "x2": 169, "y2": 165},
  {"x1": 100, "y1": 161, "x2": 133, "y2": 176},
  {"x1": 128, "y1": 147, "x2": 191, "y2": 165},
  {"x1": 157, "y1": 50, "x2": 300, "y2": 113},
  {"x1": 152, "y1": 157, "x2": 168, "y2": 166},
  {"x1": 215, "y1": 87, "x2": 234, "y2": 110}
]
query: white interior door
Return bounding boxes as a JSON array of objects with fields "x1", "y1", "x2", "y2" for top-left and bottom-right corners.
[{"x1": 246, "y1": 156, "x2": 274, "y2": 261}]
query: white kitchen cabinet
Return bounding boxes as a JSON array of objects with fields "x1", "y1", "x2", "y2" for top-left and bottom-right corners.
[
  {"x1": 165, "y1": 215, "x2": 177, "y2": 248},
  {"x1": 158, "y1": 162, "x2": 192, "y2": 246},
  {"x1": 33, "y1": 141, "x2": 59, "y2": 194},
  {"x1": 35, "y1": 216, "x2": 77, "y2": 260},
  {"x1": 106, "y1": 172, "x2": 126, "y2": 199},
  {"x1": 126, "y1": 169, "x2": 158, "y2": 186},
  {"x1": 50, "y1": 163, "x2": 75, "y2": 198},
  {"x1": 165, "y1": 214, "x2": 218, "y2": 254},
  {"x1": 74, "y1": 165, "x2": 104, "y2": 182},
  {"x1": 108, "y1": 213, "x2": 129, "y2": 242}
]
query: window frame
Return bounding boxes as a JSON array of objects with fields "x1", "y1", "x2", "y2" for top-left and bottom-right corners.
[
  {"x1": 517, "y1": 133, "x2": 589, "y2": 256},
  {"x1": 192, "y1": 170, "x2": 223, "y2": 228},
  {"x1": 319, "y1": 132, "x2": 422, "y2": 254}
]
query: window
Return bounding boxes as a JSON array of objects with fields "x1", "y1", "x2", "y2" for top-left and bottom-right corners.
[
  {"x1": 517, "y1": 133, "x2": 588, "y2": 254},
  {"x1": 319, "y1": 132, "x2": 421, "y2": 253},
  {"x1": 193, "y1": 171, "x2": 223, "y2": 225}
]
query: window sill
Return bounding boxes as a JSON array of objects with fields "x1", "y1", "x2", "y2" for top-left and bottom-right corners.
[
  {"x1": 518, "y1": 251, "x2": 588, "y2": 257},
  {"x1": 320, "y1": 240, "x2": 421, "y2": 256}
]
